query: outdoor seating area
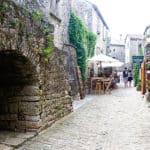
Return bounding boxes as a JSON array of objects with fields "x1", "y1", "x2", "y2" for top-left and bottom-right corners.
[
  {"x1": 86, "y1": 53, "x2": 123, "y2": 95},
  {"x1": 86, "y1": 74, "x2": 115, "y2": 95}
]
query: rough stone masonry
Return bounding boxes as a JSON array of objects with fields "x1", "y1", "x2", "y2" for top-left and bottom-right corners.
[{"x1": 0, "y1": 0, "x2": 79, "y2": 132}]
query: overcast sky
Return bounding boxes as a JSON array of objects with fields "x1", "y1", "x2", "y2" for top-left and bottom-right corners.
[{"x1": 89, "y1": 0, "x2": 150, "y2": 39}]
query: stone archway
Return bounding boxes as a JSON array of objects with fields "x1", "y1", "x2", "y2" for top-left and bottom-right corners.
[
  {"x1": 0, "y1": 0, "x2": 74, "y2": 132},
  {"x1": 0, "y1": 50, "x2": 41, "y2": 131}
]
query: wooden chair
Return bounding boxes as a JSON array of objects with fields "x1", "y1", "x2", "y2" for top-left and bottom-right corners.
[
  {"x1": 103, "y1": 75, "x2": 114, "y2": 94},
  {"x1": 95, "y1": 80, "x2": 103, "y2": 94}
]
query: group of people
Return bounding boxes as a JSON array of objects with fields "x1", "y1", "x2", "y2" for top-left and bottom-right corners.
[{"x1": 122, "y1": 67, "x2": 133, "y2": 87}]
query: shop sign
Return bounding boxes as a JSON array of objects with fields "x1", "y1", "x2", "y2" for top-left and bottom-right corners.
[{"x1": 132, "y1": 56, "x2": 144, "y2": 64}]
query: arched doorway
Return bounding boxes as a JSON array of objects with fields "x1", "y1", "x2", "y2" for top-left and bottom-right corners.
[{"x1": 0, "y1": 50, "x2": 40, "y2": 131}]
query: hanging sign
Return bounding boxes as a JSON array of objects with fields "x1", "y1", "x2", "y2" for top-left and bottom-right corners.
[{"x1": 132, "y1": 56, "x2": 144, "y2": 64}]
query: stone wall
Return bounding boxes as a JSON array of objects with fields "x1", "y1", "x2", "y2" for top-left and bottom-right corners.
[
  {"x1": 0, "y1": 0, "x2": 78, "y2": 132},
  {"x1": 109, "y1": 44, "x2": 125, "y2": 63},
  {"x1": 71, "y1": 0, "x2": 110, "y2": 55},
  {"x1": 71, "y1": 0, "x2": 93, "y2": 30},
  {"x1": 62, "y1": 44, "x2": 80, "y2": 100},
  {"x1": 39, "y1": 49, "x2": 73, "y2": 130},
  {"x1": 125, "y1": 35, "x2": 144, "y2": 64},
  {"x1": 13, "y1": 0, "x2": 71, "y2": 50}
]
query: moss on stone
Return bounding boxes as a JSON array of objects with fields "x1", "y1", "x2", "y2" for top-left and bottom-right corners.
[{"x1": 39, "y1": 34, "x2": 54, "y2": 61}]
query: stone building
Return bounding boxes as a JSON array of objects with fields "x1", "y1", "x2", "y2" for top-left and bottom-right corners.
[
  {"x1": 109, "y1": 38, "x2": 125, "y2": 63},
  {"x1": 143, "y1": 25, "x2": 150, "y2": 49},
  {"x1": 143, "y1": 25, "x2": 150, "y2": 62},
  {"x1": 13, "y1": 0, "x2": 70, "y2": 50},
  {"x1": 71, "y1": 0, "x2": 110, "y2": 55},
  {"x1": 125, "y1": 34, "x2": 144, "y2": 65},
  {"x1": 0, "y1": 0, "x2": 80, "y2": 132},
  {"x1": 144, "y1": 25, "x2": 150, "y2": 37}
]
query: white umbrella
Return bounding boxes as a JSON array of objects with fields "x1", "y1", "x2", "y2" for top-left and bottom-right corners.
[
  {"x1": 102, "y1": 61, "x2": 124, "y2": 68},
  {"x1": 87, "y1": 54, "x2": 119, "y2": 75},
  {"x1": 87, "y1": 54, "x2": 123, "y2": 76},
  {"x1": 87, "y1": 54, "x2": 119, "y2": 63}
]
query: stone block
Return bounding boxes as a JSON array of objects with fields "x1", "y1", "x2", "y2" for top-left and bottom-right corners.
[
  {"x1": 19, "y1": 86, "x2": 40, "y2": 96},
  {"x1": 19, "y1": 101, "x2": 42, "y2": 116},
  {"x1": 9, "y1": 96, "x2": 41, "y2": 102},
  {"x1": 25, "y1": 115, "x2": 41, "y2": 122},
  {"x1": 17, "y1": 120, "x2": 42, "y2": 129},
  {"x1": 21, "y1": 96, "x2": 41, "y2": 102}
]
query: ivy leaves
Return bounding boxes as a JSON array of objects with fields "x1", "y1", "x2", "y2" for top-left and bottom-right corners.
[{"x1": 68, "y1": 11, "x2": 96, "y2": 85}]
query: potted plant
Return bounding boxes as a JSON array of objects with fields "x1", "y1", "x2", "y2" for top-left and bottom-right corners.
[
  {"x1": 146, "y1": 64, "x2": 150, "y2": 70},
  {"x1": 136, "y1": 80, "x2": 141, "y2": 91}
]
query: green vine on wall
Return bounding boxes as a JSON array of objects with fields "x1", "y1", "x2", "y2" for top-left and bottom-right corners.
[
  {"x1": 31, "y1": 10, "x2": 54, "y2": 62},
  {"x1": 133, "y1": 63, "x2": 140, "y2": 87},
  {"x1": 68, "y1": 11, "x2": 96, "y2": 85},
  {"x1": 138, "y1": 47, "x2": 143, "y2": 55},
  {"x1": 31, "y1": 11, "x2": 54, "y2": 62},
  {"x1": 86, "y1": 31, "x2": 96, "y2": 57},
  {"x1": 39, "y1": 34, "x2": 54, "y2": 62},
  {"x1": 31, "y1": 10, "x2": 43, "y2": 22}
]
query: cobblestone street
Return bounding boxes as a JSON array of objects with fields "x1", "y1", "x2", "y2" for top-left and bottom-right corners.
[{"x1": 3, "y1": 83, "x2": 150, "y2": 150}]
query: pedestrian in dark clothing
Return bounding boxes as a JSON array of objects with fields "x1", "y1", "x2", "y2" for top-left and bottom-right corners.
[
  {"x1": 128, "y1": 69, "x2": 133, "y2": 87},
  {"x1": 122, "y1": 67, "x2": 128, "y2": 87},
  {"x1": 113, "y1": 70, "x2": 120, "y2": 83}
]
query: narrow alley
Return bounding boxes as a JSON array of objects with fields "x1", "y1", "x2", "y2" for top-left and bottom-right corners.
[
  {"x1": 12, "y1": 83, "x2": 150, "y2": 150},
  {"x1": 1, "y1": 1, "x2": 150, "y2": 150}
]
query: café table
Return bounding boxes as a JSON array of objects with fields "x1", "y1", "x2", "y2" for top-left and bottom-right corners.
[
  {"x1": 90, "y1": 77, "x2": 104, "y2": 94},
  {"x1": 90, "y1": 76, "x2": 114, "y2": 94}
]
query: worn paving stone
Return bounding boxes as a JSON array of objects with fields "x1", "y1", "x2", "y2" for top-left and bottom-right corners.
[
  {"x1": 0, "y1": 144, "x2": 13, "y2": 150},
  {"x1": 11, "y1": 83, "x2": 150, "y2": 149},
  {"x1": 0, "y1": 131, "x2": 36, "y2": 149},
  {"x1": 1, "y1": 137, "x2": 28, "y2": 147}
]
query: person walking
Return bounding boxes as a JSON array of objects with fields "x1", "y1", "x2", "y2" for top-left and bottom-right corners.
[
  {"x1": 122, "y1": 67, "x2": 128, "y2": 87},
  {"x1": 128, "y1": 69, "x2": 133, "y2": 87}
]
